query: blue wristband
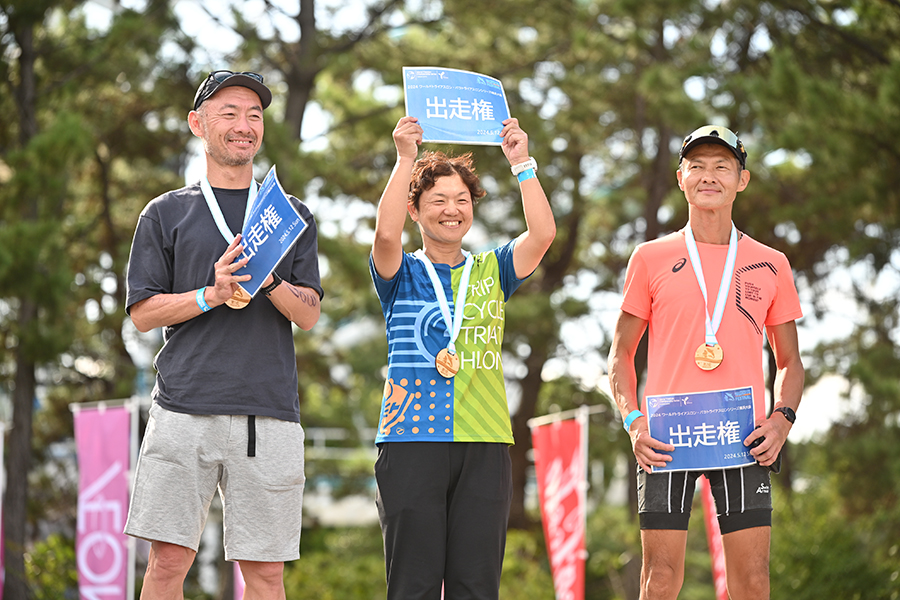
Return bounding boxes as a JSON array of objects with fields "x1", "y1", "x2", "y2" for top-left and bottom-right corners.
[
  {"x1": 196, "y1": 287, "x2": 211, "y2": 312},
  {"x1": 517, "y1": 168, "x2": 536, "y2": 183},
  {"x1": 623, "y1": 409, "x2": 644, "y2": 432}
]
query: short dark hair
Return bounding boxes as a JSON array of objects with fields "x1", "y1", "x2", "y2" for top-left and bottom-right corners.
[{"x1": 408, "y1": 151, "x2": 486, "y2": 209}]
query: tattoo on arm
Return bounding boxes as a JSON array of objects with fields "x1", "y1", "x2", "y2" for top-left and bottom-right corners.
[{"x1": 288, "y1": 284, "x2": 319, "y2": 308}]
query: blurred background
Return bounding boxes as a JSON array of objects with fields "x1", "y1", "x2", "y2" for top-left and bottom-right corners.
[{"x1": 1, "y1": 0, "x2": 899, "y2": 598}]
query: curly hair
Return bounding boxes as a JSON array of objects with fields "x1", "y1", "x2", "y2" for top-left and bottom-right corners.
[{"x1": 408, "y1": 151, "x2": 487, "y2": 210}]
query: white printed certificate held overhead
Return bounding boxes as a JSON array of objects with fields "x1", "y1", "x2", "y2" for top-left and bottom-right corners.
[{"x1": 403, "y1": 67, "x2": 511, "y2": 145}]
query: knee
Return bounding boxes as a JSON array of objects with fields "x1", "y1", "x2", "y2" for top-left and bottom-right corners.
[
  {"x1": 240, "y1": 561, "x2": 285, "y2": 591},
  {"x1": 727, "y1": 564, "x2": 769, "y2": 599},
  {"x1": 147, "y1": 542, "x2": 194, "y2": 582},
  {"x1": 641, "y1": 561, "x2": 683, "y2": 600}
]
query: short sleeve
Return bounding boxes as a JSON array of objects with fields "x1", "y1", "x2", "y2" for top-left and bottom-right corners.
[
  {"x1": 765, "y1": 252, "x2": 803, "y2": 326},
  {"x1": 125, "y1": 206, "x2": 173, "y2": 314},
  {"x1": 621, "y1": 247, "x2": 651, "y2": 320},
  {"x1": 495, "y1": 239, "x2": 527, "y2": 302},
  {"x1": 286, "y1": 200, "x2": 324, "y2": 299}
]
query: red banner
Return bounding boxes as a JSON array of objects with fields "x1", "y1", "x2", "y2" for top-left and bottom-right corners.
[
  {"x1": 699, "y1": 476, "x2": 728, "y2": 600},
  {"x1": 531, "y1": 418, "x2": 585, "y2": 600},
  {"x1": 74, "y1": 405, "x2": 131, "y2": 600}
]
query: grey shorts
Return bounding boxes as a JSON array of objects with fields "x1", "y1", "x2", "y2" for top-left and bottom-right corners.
[
  {"x1": 124, "y1": 403, "x2": 305, "y2": 562},
  {"x1": 637, "y1": 465, "x2": 772, "y2": 534}
]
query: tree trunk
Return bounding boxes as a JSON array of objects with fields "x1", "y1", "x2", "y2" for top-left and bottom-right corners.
[
  {"x1": 283, "y1": 0, "x2": 321, "y2": 140},
  {"x1": 507, "y1": 152, "x2": 584, "y2": 528},
  {"x1": 508, "y1": 347, "x2": 550, "y2": 529},
  {"x1": 4, "y1": 17, "x2": 39, "y2": 600},
  {"x1": 4, "y1": 304, "x2": 37, "y2": 600}
]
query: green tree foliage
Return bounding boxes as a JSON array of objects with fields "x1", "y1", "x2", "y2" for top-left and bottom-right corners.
[
  {"x1": 2, "y1": 0, "x2": 900, "y2": 597},
  {"x1": 772, "y1": 441, "x2": 900, "y2": 599},
  {"x1": 740, "y1": 3, "x2": 900, "y2": 593},
  {"x1": 1, "y1": 1, "x2": 195, "y2": 596},
  {"x1": 24, "y1": 533, "x2": 78, "y2": 600}
]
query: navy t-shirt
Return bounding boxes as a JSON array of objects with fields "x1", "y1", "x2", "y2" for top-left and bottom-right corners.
[{"x1": 125, "y1": 182, "x2": 323, "y2": 422}]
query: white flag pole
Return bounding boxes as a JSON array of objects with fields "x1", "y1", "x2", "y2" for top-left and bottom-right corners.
[
  {"x1": 576, "y1": 405, "x2": 591, "y2": 562},
  {"x1": 526, "y1": 403, "x2": 606, "y2": 430},
  {"x1": 127, "y1": 398, "x2": 139, "y2": 600}
]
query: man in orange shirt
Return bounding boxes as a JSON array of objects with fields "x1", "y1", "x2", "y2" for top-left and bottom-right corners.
[{"x1": 608, "y1": 126, "x2": 805, "y2": 599}]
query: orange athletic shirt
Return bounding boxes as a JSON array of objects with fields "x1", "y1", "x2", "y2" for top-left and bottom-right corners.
[{"x1": 621, "y1": 230, "x2": 803, "y2": 422}]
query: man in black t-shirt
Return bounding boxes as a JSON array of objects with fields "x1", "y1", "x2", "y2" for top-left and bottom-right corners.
[{"x1": 124, "y1": 70, "x2": 323, "y2": 599}]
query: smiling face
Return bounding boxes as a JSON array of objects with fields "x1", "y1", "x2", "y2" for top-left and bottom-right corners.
[
  {"x1": 677, "y1": 143, "x2": 750, "y2": 212},
  {"x1": 189, "y1": 86, "x2": 264, "y2": 170},
  {"x1": 408, "y1": 173, "x2": 473, "y2": 251}
]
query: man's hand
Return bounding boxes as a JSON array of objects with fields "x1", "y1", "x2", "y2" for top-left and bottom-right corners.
[
  {"x1": 208, "y1": 234, "x2": 251, "y2": 307},
  {"x1": 629, "y1": 417, "x2": 675, "y2": 473},
  {"x1": 745, "y1": 413, "x2": 792, "y2": 467}
]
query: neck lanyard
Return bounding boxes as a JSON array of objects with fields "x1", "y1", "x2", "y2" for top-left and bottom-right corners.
[
  {"x1": 684, "y1": 223, "x2": 738, "y2": 347},
  {"x1": 200, "y1": 176, "x2": 258, "y2": 242},
  {"x1": 415, "y1": 250, "x2": 475, "y2": 355}
]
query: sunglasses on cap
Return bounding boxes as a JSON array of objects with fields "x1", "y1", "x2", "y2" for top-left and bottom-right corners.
[
  {"x1": 193, "y1": 70, "x2": 269, "y2": 111},
  {"x1": 679, "y1": 125, "x2": 747, "y2": 169}
]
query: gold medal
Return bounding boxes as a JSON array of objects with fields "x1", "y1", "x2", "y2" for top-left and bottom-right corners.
[
  {"x1": 694, "y1": 343, "x2": 724, "y2": 370},
  {"x1": 225, "y1": 286, "x2": 251, "y2": 309},
  {"x1": 435, "y1": 348, "x2": 460, "y2": 378}
]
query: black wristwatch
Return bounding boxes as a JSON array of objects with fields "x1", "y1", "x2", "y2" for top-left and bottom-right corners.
[
  {"x1": 261, "y1": 272, "x2": 283, "y2": 296},
  {"x1": 774, "y1": 406, "x2": 796, "y2": 424}
]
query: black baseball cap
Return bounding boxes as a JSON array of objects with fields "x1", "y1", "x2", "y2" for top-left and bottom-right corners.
[
  {"x1": 192, "y1": 70, "x2": 272, "y2": 111},
  {"x1": 679, "y1": 125, "x2": 747, "y2": 169}
]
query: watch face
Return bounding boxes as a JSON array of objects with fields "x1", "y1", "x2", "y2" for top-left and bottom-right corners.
[{"x1": 777, "y1": 407, "x2": 796, "y2": 423}]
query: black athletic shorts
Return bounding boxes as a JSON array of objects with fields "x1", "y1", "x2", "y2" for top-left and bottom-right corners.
[{"x1": 637, "y1": 464, "x2": 772, "y2": 534}]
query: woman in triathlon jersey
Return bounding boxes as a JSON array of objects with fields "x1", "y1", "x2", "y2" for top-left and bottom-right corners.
[{"x1": 369, "y1": 115, "x2": 555, "y2": 599}]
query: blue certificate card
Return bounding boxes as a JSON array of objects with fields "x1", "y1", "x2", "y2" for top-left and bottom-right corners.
[
  {"x1": 403, "y1": 67, "x2": 511, "y2": 145},
  {"x1": 647, "y1": 387, "x2": 756, "y2": 473},
  {"x1": 234, "y1": 166, "x2": 308, "y2": 297}
]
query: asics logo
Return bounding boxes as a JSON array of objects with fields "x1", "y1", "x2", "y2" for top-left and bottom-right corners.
[{"x1": 672, "y1": 258, "x2": 687, "y2": 273}]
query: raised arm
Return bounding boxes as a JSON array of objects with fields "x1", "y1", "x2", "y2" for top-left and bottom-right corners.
[
  {"x1": 372, "y1": 116, "x2": 422, "y2": 280},
  {"x1": 501, "y1": 118, "x2": 556, "y2": 279},
  {"x1": 607, "y1": 310, "x2": 674, "y2": 471}
]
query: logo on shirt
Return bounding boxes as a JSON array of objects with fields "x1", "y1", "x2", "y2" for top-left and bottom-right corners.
[
  {"x1": 379, "y1": 379, "x2": 413, "y2": 435},
  {"x1": 756, "y1": 483, "x2": 770, "y2": 494},
  {"x1": 734, "y1": 262, "x2": 778, "y2": 334},
  {"x1": 672, "y1": 258, "x2": 687, "y2": 273}
]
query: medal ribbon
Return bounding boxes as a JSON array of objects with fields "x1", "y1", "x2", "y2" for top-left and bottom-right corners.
[
  {"x1": 200, "y1": 176, "x2": 259, "y2": 243},
  {"x1": 684, "y1": 223, "x2": 738, "y2": 347},
  {"x1": 415, "y1": 250, "x2": 475, "y2": 355}
]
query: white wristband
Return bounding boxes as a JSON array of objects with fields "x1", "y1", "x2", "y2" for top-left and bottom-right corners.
[{"x1": 510, "y1": 157, "x2": 538, "y2": 176}]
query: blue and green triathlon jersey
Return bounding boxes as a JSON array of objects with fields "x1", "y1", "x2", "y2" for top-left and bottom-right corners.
[{"x1": 370, "y1": 240, "x2": 526, "y2": 444}]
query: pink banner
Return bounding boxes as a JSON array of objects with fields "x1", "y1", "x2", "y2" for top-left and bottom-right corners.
[
  {"x1": 1, "y1": 422, "x2": 5, "y2": 600},
  {"x1": 234, "y1": 561, "x2": 245, "y2": 599},
  {"x1": 1, "y1": 517, "x2": 4, "y2": 600},
  {"x1": 74, "y1": 405, "x2": 131, "y2": 600},
  {"x1": 699, "y1": 476, "x2": 728, "y2": 600},
  {"x1": 532, "y1": 419, "x2": 585, "y2": 600}
]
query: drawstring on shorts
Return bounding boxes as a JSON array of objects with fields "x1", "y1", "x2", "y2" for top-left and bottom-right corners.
[{"x1": 248, "y1": 415, "x2": 256, "y2": 457}]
